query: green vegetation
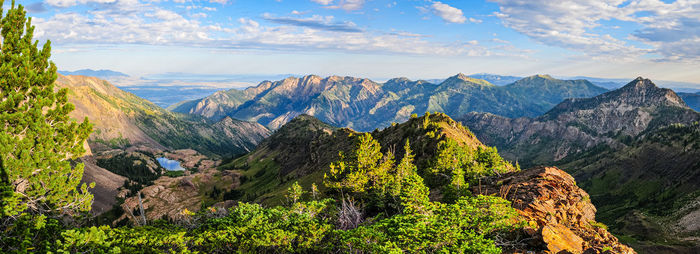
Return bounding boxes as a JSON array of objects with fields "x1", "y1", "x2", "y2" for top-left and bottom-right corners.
[
  {"x1": 93, "y1": 135, "x2": 130, "y2": 149},
  {"x1": 2, "y1": 118, "x2": 523, "y2": 253},
  {"x1": 3, "y1": 84, "x2": 527, "y2": 254},
  {"x1": 0, "y1": 1, "x2": 93, "y2": 250},
  {"x1": 96, "y1": 153, "x2": 162, "y2": 186},
  {"x1": 558, "y1": 121, "x2": 700, "y2": 248}
]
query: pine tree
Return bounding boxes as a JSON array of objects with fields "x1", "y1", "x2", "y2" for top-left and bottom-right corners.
[
  {"x1": 324, "y1": 133, "x2": 380, "y2": 193},
  {"x1": 395, "y1": 140, "x2": 430, "y2": 214},
  {"x1": 0, "y1": 1, "x2": 93, "y2": 217},
  {"x1": 286, "y1": 181, "x2": 304, "y2": 204}
]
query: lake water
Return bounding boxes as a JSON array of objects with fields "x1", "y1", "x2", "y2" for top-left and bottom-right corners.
[{"x1": 157, "y1": 157, "x2": 185, "y2": 171}]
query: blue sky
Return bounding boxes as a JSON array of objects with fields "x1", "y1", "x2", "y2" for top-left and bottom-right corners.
[{"x1": 11, "y1": 0, "x2": 700, "y2": 83}]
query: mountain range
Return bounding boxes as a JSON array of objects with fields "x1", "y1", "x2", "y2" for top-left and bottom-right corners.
[
  {"x1": 169, "y1": 74, "x2": 608, "y2": 131},
  {"x1": 55, "y1": 72, "x2": 700, "y2": 252},
  {"x1": 458, "y1": 77, "x2": 700, "y2": 252}
]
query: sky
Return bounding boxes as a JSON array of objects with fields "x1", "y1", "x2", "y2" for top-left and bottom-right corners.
[{"x1": 9, "y1": 0, "x2": 700, "y2": 83}]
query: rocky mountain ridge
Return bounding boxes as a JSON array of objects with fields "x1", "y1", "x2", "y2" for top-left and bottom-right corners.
[
  {"x1": 212, "y1": 114, "x2": 635, "y2": 253},
  {"x1": 476, "y1": 166, "x2": 635, "y2": 253},
  {"x1": 169, "y1": 74, "x2": 609, "y2": 131},
  {"x1": 458, "y1": 77, "x2": 700, "y2": 165},
  {"x1": 458, "y1": 77, "x2": 700, "y2": 251}
]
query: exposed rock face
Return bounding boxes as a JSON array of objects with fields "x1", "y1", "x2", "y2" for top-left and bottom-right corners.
[
  {"x1": 458, "y1": 77, "x2": 700, "y2": 166},
  {"x1": 541, "y1": 77, "x2": 692, "y2": 136},
  {"x1": 474, "y1": 167, "x2": 636, "y2": 254},
  {"x1": 170, "y1": 74, "x2": 607, "y2": 132},
  {"x1": 212, "y1": 117, "x2": 271, "y2": 153}
]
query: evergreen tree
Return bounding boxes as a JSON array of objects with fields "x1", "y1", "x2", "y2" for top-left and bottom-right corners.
[
  {"x1": 395, "y1": 140, "x2": 430, "y2": 214},
  {"x1": 286, "y1": 181, "x2": 304, "y2": 204},
  {"x1": 0, "y1": 1, "x2": 93, "y2": 217},
  {"x1": 324, "y1": 133, "x2": 380, "y2": 193}
]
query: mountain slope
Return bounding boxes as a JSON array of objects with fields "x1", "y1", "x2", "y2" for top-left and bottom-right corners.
[
  {"x1": 57, "y1": 74, "x2": 270, "y2": 214},
  {"x1": 56, "y1": 74, "x2": 270, "y2": 157},
  {"x1": 557, "y1": 122, "x2": 700, "y2": 252},
  {"x1": 170, "y1": 74, "x2": 607, "y2": 131},
  {"x1": 215, "y1": 113, "x2": 633, "y2": 253},
  {"x1": 458, "y1": 77, "x2": 699, "y2": 166},
  {"x1": 218, "y1": 113, "x2": 505, "y2": 205},
  {"x1": 457, "y1": 77, "x2": 700, "y2": 250}
]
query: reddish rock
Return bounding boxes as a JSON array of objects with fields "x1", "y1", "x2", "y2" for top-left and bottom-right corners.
[{"x1": 473, "y1": 166, "x2": 636, "y2": 254}]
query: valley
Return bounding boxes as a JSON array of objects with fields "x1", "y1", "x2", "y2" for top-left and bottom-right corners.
[
  {"x1": 60, "y1": 72, "x2": 700, "y2": 253},
  {"x1": 4, "y1": 1, "x2": 700, "y2": 253},
  {"x1": 458, "y1": 77, "x2": 700, "y2": 252}
]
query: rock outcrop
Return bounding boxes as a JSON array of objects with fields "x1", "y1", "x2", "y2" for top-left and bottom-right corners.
[{"x1": 474, "y1": 167, "x2": 636, "y2": 254}]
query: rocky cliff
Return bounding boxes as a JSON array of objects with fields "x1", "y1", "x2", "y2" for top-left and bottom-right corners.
[{"x1": 475, "y1": 167, "x2": 635, "y2": 254}]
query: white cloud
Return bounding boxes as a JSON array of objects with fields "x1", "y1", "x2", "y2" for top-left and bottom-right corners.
[
  {"x1": 311, "y1": 0, "x2": 333, "y2": 5},
  {"x1": 490, "y1": 0, "x2": 700, "y2": 62},
  {"x1": 324, "y1": 0, "x2": 365, "y2": 11},
  {"x1": 191, "y1": 12, "x2": 207, "y2": 19},
  {"x1": 223, "y1": 18, "x2": 487, "y2": 56},
  {"x1": 33, "y1": 3, "x2": 492, "y2": 57},
  {"x1": 46, "y1": 0, "x2": 117, "y2": 7},
  {"x1": 34, "y1": 5, "x2": 210, "y2": 45},
  {"x1": 209, "y1": 0, "x2": 227, "y2": 4},
  {"x1": 431, "y1": 1, "x2": 466, "y2": 24}
]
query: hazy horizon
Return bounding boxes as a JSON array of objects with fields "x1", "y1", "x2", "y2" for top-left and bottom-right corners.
[{"x1": 14, "y1": 0, "x2": 700, "y2": 84}]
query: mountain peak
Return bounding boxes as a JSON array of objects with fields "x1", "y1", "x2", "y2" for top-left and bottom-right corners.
[
  {"x1": 522, "y1": 74, "x2": 555, "y2": 80},
  {"x1": 543, "y1": 78, "x2": 691, "y2": 123},
  {"x1": 454, "y1": 73, "x2": 470, "y2": 80},
  {"x1": 614, "y1": 77, "x2": 687, "y2": 108},
  {"x1": 622, "y1": 76, "x2": 656, "y2": 90},
  {"x1": 443, "y1": 73, "x2": 493, "y2": 86}
]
